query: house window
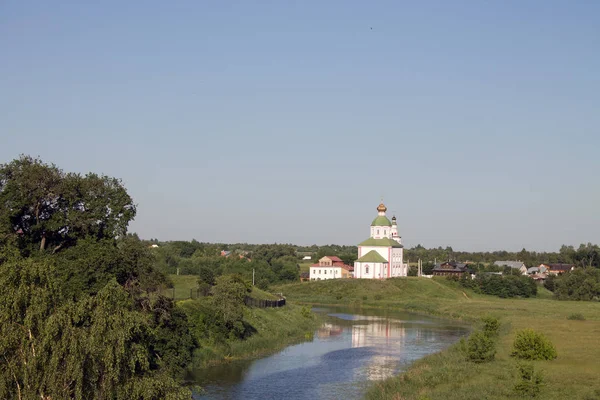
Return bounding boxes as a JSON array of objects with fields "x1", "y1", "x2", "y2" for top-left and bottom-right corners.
[{"x1": 324, "y1": 270, "x2": 327, "y2": 274}]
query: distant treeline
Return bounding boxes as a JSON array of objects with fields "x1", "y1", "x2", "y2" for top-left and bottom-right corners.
[
  {"x1": 404, "y1": 243, "x2": 600, "y2": 269},
  {"x1": 147, "y1": 240, "x2": 600, "y2": 275}
]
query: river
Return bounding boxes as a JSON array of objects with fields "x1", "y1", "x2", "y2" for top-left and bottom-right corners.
[{"x1": 191, "y1": 306, "x2": 469, "y2": 400}]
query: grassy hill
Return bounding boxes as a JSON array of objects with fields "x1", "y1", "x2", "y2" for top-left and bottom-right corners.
[
  {"x1": 274, "y1": 278, "x2": 600, "y2": 400},
  {"x1": 166, "y1": 274, "x2": 279, "y2": 300}
]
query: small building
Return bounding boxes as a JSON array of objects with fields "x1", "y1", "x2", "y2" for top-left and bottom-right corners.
[
  {"x1": 309, "y1": 256, "x2": 354, "y2": 280},
  {"x1": 432, "y1": 261, "x2": 469, "y2": 277},
  {"x1": 302, "y1": 255, "x2": 312, "y2": 260},
  {"x1": 220, "y1": 250, "x2": 232, "y2": 257},
  {"x1": 299, "y1": 272, "x2": 310, "y2": 282},
  {"x1": 493, "y1": 261, "x2": 528, "y2": 275},
  {"x1": 527, "y1": 266, "x2": 548, "y2": 275},
  {"x1": 540, "y1": 263, "x2": 575, "y2": 275}
]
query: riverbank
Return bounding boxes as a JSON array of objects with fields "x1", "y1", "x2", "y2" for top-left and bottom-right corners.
[
  {"x1": 178, "y1": 299, "x2": 321, "y2": 368},
  {"x1": 275, "y1": 278, "x2": 600, "y2": 399}
]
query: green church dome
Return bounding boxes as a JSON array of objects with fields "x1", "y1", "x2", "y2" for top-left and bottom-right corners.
[{"x1": 371, "y1": 215, "x2": 392, "y2": 227}]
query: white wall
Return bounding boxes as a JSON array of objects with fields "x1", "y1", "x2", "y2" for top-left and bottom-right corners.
[
  {"x1": 358, "y1": 246, "x2": 390, "y2": 262},
  {"x1": 354, "y1": 262, "x2": 387, "y2": 279},
  {"x1": 309, "y1": 266, "x2": 343, "y2": 280}
]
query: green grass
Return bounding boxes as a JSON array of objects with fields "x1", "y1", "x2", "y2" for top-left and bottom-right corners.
[
  {"x1": 180, "y1": 300, "x2": 320, "y2": 367},
  {"x1": 250, "y1": 286, "x2": 279, "y2": 300},
  {"x1": 166, "y1": 274, "x2": 200, "y2": 300},
  {"x1": 166, "y1": 274, "x2": 280, "y2": 300},
  {"x1": 299, "y1": 262, "x2": 313, "y2": 274},
  {"x1": 274, "y1": 277, "x2": 600, "y2": 400}
]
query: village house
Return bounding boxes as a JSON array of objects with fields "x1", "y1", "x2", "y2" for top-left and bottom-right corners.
[
  {"x1": 309, "y1": 256, "x2": 354, "y2": 280},
  {"x1": 493, "y1": 261, "x2": 528, "y2": 275},
  {"x1": 540, "y1": 263, "x2": 575, "y2": 275},
  {"x1": 432, "y1": 261, "x2": 470, "y2": 277}
]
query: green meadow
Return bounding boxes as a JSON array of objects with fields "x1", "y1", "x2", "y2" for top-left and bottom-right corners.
[{"x1": 275, "y1": 278, "x2": 600, "y2": 400}]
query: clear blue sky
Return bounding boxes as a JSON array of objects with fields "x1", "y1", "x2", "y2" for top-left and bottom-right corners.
[{"x1": 1, "y1": 1, "x2": 599, "y2": 251}]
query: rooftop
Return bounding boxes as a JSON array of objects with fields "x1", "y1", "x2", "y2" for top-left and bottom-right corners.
[
  {"x1": 371, "y1": 215, "x2": 392, "y2": 227},
  {"x1": 356, "y1": 250, "x2": 388, "y2": 263},
  {"x1": 358, "y1": 237, "x2": 403, "y2": 248}
]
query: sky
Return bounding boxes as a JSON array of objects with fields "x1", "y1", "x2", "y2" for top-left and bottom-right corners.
[{"x1": 1, "y1": 1, "x2": 599, "y2": 251}]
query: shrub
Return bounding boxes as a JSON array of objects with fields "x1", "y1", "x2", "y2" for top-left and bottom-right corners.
[
  {"x1": 362, "y1": 295, "x2": 368, "y2": 301},
  {"x1": 301, "y1": 305, "x2": 313, "y2": 319},
  {"x1": 374, "y1": 294, "x2": 383, "y2": 300},
  {"x1": 567, "y1": 313, "x2": 586, "y2": 321},
  {"x1": 467, "y1": 330, "x2": 496, "y2": 363},
  {"x1": 511, "y1": 329, "x2": 557, "y2": 360},
  {"x1": 514, "y1": 362, "x2": 544, "y2": 397},
  {"x1": 481, "y1": 316, "x2": 500, "y2": 337}
]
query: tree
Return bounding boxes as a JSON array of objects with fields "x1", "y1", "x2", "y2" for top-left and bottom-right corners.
[
  {"x1": 0, "y1": 259, "x2": 192, "y2": 400},
  {"x1": 210, "y1": 274, "x2": 250, "y2": 339},
  {"x1": 0, "y1": 156, "x2": 136, "y2": 255}
]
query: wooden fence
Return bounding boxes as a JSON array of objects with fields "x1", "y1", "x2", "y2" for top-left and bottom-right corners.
[{"x1": 244, "y1": 296, "x2": 286, "y2": 308}]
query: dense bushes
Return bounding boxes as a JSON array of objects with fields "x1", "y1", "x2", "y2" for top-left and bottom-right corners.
[
  {"x1": 552, "y1": 268, "x2": 600, "y2": 301},
  {"x1": 465, "y1": 316, "x2": 500, "y2": 363},
  {"x1": 466, "y1": 331, "x2": 497, "y2": 363},
  {"x1": 152, "y1": 243, "x2": 301, "y2": 288},
  {"x1": 452, "y1": 273, "x2": 537, "y2": 298},
  {"x1": 511, "y1": 329, "x2": 557, "y2": 360},
  {"x1": 514, "y1": 363, "x2": 545, "y2": 397}
]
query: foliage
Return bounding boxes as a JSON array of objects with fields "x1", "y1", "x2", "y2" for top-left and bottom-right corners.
[
  {"x1": 405, "y1": 243, "x2": 600, "y2": 269},
  {"x1": 0, "y1": 155, "x2": 136, "y2": 256},
  {"x1": 511, "y1": 329, "x2": 557, "y2": 361},
  {"x1": 481, "y1": 316, "x2": 500, "y2": 337},
  {"x1": 198, "y1": 266, "x2": 215, "y2": 286},
  {"x1": 552, "y1": 268, "x2": 600, "y2": 301},
  {"x1": 466, "y1": 330, "x2": 496, "y2": 363},
  {"x1": 566, "y1": 313, "x2": 585, "y2": 321},
  {"x1": 0, "y1": 259, "x2": 192, "y2": 399},
  {"x1": 513, "y1": 363, "x2": 544, "y2": 398},
  {"x1": 453, "y1": 273, "x2": 537, "y2": 298},
  {"x1": 0, "y1": 156, "x2": 193, "y2": 399},
  {"x1": 210, "y1": 274, "x2": 251, "y2": 339},
  {"x1": 544, "y1": 274, "x2": 557, "y2": 292}
]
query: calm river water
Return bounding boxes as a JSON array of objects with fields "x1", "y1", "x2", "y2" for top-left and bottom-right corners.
[{"x1": 191, "y1": 307, "x2": 469, "y2": 400}]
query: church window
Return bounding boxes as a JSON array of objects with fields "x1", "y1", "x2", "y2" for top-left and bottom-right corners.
[
  {"x1": 324, "y1": 270, "x2": 327, "y2": 274},
  {"x1": 377, "y1": 229, "x2": 380, "y2": 235},
  {"x1": 384, "y1": 230, "x2": 386, "y2": 235},
  {"x1": 365, "y1": 265, "x2": 369, "y2": 274}
]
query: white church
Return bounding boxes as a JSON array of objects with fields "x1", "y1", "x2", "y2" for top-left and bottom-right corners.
[{"x1": 353, "y1": 202, "x2": 408, "y2": 279}]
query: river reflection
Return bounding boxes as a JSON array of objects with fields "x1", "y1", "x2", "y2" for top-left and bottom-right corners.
[{"x1": 192, "y1": 307, "x2": 468, "y2": 400}]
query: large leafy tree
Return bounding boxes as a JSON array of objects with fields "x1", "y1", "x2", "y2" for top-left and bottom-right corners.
[
  {"x1": 0, "y1": 258, "x2": 193, "y2": 400},
  {"x1": 0, "y1": 155, "x2": 136, "y2": 255}
]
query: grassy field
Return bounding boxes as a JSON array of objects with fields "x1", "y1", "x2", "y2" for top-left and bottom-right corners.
[
  {"x1": 274, "y1": 278, "x2": 600, "y2": 400},
  {"x1": 299, "y1": 262, "x2": 313, "y2": 274},
  {"x1": 165, "y1": 274, "x2": 279, "y2": 300}
]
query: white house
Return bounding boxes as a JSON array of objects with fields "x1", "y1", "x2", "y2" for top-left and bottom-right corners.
[
  {"x1": 309, "y1": 256, "x2": 353, "y2": 280},
  {"x1": 493, "y1": 261, "x2": 528, "y2": 275},
  {"x1": 354, "y1": 203, "x2": 407, "y2": 279}
]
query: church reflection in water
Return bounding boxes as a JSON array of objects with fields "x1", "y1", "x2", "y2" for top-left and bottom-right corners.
[
  {"x1": 350, "y1": 317, "x2": 406, "y2": 381},
  {"x1": 316, "y1": 316, "x2": 436, "y2": 381}
]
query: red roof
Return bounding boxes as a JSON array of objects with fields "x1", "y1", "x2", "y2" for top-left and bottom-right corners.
[{"x1": 325, "y1": 256, "x2": 343, "y2": 262}]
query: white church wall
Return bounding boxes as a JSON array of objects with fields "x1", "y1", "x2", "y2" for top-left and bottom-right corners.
[{"x1": 359, "y1": 246, "x2": 390, "y2": 262}]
